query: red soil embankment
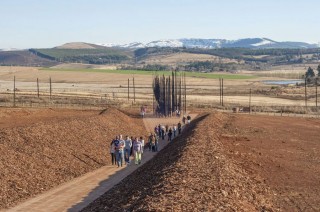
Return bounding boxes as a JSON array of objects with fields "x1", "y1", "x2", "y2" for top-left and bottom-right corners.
[
  {"x1": 83, "y1": 113, "x2": 275, "y2": 211},
  {"x1": 0, "y1": 107, "x2": 147, "y2": 209}
]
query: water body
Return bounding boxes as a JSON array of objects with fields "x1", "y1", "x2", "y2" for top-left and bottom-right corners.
[{"x1": 262, "y1": 80, "x2": 303, "y2": 85}]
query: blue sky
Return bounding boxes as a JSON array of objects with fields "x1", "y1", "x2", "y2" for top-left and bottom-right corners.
[{"x1": 0, "y1": 0, "x2": 319, "y2": 49}]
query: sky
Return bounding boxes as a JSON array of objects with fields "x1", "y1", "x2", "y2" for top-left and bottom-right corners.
[{"x1": 0, "y1": 0, "x2": 319, "y2": 49}]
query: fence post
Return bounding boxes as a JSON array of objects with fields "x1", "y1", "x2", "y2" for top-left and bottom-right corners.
[
  {"x1": 249, "y1": 88, "x2": 252, "y2": 114},
  {"x1": 37, "y1": 78, "x2": 40, "y2": 98},
  {"x1": 316, "y1": 77, "x2": 318, "y2": 112},
  {"x1": 133, "y1": 76, "x2": 135, "y2": 102},
  {"x1": 305, "y1": 77, "x2": 307, "y2": 111},
  {"x1": 128, "y1": 78, "x2": 130, "y2": 101},
  {"x1": 13, "y1": 76, "x2": 16, "y2": 107},
  {"x1": 222, "y1": 78, "x2": 224, "y2": 107},
  {"x1": 49, "y1": 77, "x2": 52, "y2": 100}
]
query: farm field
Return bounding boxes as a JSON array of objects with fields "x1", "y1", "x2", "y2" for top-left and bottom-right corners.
[{"x1": 0, "y1": 66, "x2": 319, "y2": 111}]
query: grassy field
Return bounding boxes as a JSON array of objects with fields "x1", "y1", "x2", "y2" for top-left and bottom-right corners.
[{"x1": 41, "y1": 68, "x2": 255, "y2": 80}]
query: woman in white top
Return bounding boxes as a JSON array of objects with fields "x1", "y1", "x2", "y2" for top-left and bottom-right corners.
[{"x1": 140, "y1": 136, "x2": 145, "y2": 154}]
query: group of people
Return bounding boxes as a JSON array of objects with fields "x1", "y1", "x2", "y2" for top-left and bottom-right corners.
[
  {"x1": 109, "y1": 114, "x2": 191, "y2": 168},
  {"x1": 110, "y1": 135, "x2": 145, "y2": 167},
  {"x1": 182, "y1": 114, "x2": 191, "y2": 125}
]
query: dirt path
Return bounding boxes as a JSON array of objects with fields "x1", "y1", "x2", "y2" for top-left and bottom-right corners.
[{"x1": 5, "y1": 113, "x2": 196, "y2": 212}]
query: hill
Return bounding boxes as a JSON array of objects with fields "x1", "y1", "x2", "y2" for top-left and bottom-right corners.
[
  {"x1": 0, "y1": 50, "x2": 59, "y2": 67},
  {"x1": 55, "y1": 42, "x2": 110, "y2": 50},
  {"x1": 29, "y1": 47, "x2": 133, "y2": 64}
]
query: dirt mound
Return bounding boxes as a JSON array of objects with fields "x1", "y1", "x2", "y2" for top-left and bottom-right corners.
[
  {"x1": 0, "y1": 107, "x2": 148, "y2": 209},
  {"x1": 82, "y1": 113, "x2": 274, "y2": 211}
]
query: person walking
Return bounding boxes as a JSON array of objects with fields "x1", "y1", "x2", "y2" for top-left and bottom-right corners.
[
  {"x1": 124, "y1": 136, "x2": 132, "y2": 165},
  {"x1": 154, "y1": 134, "x2": 159, "y2": 152},
  {"x1": 161, "y1": 127, "x2": 165, "y2": 140},
  {"x1": 168, "y1": 128, "x2": 173, "y2": 142},
  {"x1": 130, "y1": 136, "x2": 134, "y2": 156},
  {"x1": 110, "y1": 139, "x2": 116, "y2": 165},
  {"x1": 182, "y1": 115, "x2": 186, "y2": 125},
  {"x1": 154, "y1": 126, "x2": 158, "y2": 136},
  {"x1": 140, "y1": 136, "x2": 145, "y2": 154},
  {"x1": 150, "y1": 135, "x2": 156, "y2": 152},
  {"x1": 187, "y1": 114, "x2": 191, "y2": 124},
  {"x1": 158, "y1": 124, "x2": 161, "y2": 137},
  {"x1": 148, "y1": 133, "x2": 153, "y2": 151},
  {"x1": 178, "y1": 122, "x2": 182, "y2": 135},
  {"x1": 133, "y1": 138, "x2": 142, "y2": 165},
  {"x1": 173, "y1": 125, "x2": 177, "y2": 137},
  {"x1": 114, "y1": 135, "x2": 125, "y2": 167}
]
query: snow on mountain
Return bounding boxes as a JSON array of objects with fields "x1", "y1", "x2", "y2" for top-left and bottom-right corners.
[
  {"x1": 145, "y1": 39, "x2": 183, "y2": 48},
  {"x1": 98, "y1": 38, "x2": 317, "y2": 49},
  {"x1": 251, "y1": 38, "x2": 275, "y2": 47}
]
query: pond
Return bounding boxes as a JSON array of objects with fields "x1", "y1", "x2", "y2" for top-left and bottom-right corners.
[{"x1": 262, "y1": 80, "x2": 303, "y2": 85}]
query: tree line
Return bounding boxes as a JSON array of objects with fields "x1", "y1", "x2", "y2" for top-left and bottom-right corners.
[{"x1": 305, "y1": 65, "x2": 320, "y2": 83}]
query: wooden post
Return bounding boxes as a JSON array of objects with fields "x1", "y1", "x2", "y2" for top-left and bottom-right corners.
[
  {"x1": 179, "y1": 73, "x2": 182, "y2": 112},
  {"x1": 153, "y1": 89, "x2": 155, "y2": 115},
  {"x1": 13, "y1": 76, "x2": 16, "y2": 107},
  {"x1": 184, "y1": 72, "x2": 187, "y2": 114},
  {"x1": 316, "y1": 78, "x2": 318, "y2": 110},
  {"x1": 249, "y1": 88, "x2": 252, "y2": 114},
  {"x1": 175, "y1": 70, "x2": 177, "y2": 110},
  {"x1": 49, "y1": 77, "x2": 52, "y2": 100},
  {"x1": 219, "y1": 78, "x2": 221, "y2": 105},
  {"x1": 37, "y1": 78, "x2": 39, "y2": 98},
  {"x1": 128, "y1": 78, "x2": 130, "y2": 101},
  {"x1": 133, "y1": 77, "x2": 135, "y2": 102},
  {"x1": 305, "y1": 77, "x2": 307, "y2": 109},
  {"x1": 222, "y1": 78, "x2": 224, "y2": 107}
]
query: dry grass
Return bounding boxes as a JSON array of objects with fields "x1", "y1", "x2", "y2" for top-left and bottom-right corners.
[{"x1": 142, "y1": 52, "x2": 241, "y2": 65}]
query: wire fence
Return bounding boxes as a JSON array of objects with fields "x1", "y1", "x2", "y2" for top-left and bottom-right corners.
[{"x1": 0, "y1": 77, "x2": 319, "y2": 116}]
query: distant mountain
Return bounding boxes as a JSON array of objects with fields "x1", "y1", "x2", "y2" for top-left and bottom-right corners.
[
  {"x1": 0, "y1": 48, "x2": 23, "y2": 51},
  {"x1": 55, "y1": 42, "x2": 109, "y2": 49},
  {"x1": 99, "y1": 38, "x2": 318, "y2": 49}
]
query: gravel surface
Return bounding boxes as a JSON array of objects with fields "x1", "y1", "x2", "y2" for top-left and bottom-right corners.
[
  {"x1": 82, "y1": 113, "x2": 275, "y2": 211},
  {"x1": 0, "y1": 108, "x2": 148, "y2": 209}
]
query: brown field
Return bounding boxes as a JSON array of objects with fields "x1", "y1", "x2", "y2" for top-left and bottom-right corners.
[
  {"x1": 142, "y1": 52, "x2": 242, "y2": 65},
  {"x1": 0, "y1": 66, "x2": 319, "y2": 112}
]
